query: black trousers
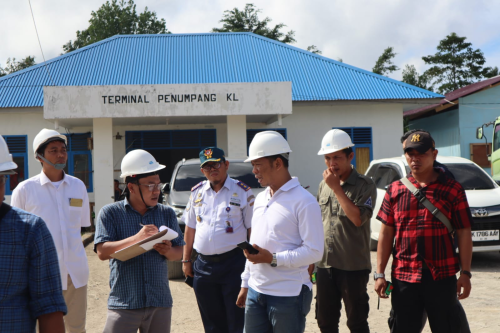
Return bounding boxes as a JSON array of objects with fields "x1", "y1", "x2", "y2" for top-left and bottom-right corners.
[
  {"x1": 389, "y1": 270, "x2": 470, "y2": 333},
  {"x1": 193, "y1": 249, "x2": 246, "y2": 333},
  {"x1": 316, "y1": 267, "x2": 370, "y2": 333}
]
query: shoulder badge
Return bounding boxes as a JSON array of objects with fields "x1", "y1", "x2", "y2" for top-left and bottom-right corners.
[
  {"x1": 191, "y1": 181, "x2": 204, "y2": 192},
  {"x1": 236, "y1": 181, "x2": 251, "y2": 192},
  {"x1": 364, "y1": 197, "x2": 373, "y2": 207}
]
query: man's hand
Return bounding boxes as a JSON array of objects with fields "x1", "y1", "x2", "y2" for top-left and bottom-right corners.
[
  {"x1": 236, "y1": 288, "x2": 248, "y2": 308},
  {"x1": 457, "y1": 274, "x2": 471, "y2": 300},
  {"x1": 244, "y1": 244, "x2": 273, "y2": 264},
  {"x1": 153, "y1": 240, "x2": 172, "y2": 256},
  {"x1": 183, "y1": 262, "x2": 194, "y2": 277},
  {"x1": 135, "y1": 224, "x2": 158, "y2": 241},
  {"x1": 323, "y1": 167, "x2": 342, "y2": 192},
  {"x1": 374, "y1": 278, "x2": 388, "y2": 298},
  {"x1": 308, "y1": 264, "x2": 315, "y2": 279}
]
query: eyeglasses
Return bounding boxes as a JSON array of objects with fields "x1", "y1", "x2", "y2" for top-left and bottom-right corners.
[
  {"x1": 202, "y1": 162, "x2": 222, "y2": 171},
  {"x1": 138, "y1": 182, "x2": 164, "y2": 192}
]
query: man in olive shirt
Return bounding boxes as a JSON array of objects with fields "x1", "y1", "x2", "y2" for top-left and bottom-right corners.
[{"x1": 315, "y1": 129, "x2": 377, "y2": 333}]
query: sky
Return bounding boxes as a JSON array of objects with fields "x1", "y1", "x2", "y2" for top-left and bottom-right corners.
[{"x1": 1, "y1": 0, "x2": 500, "y2": 81}]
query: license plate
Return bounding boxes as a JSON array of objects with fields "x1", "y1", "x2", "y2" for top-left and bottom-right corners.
[{"x1": 471, "y1": 230, "x2": 499, "y2": 241}]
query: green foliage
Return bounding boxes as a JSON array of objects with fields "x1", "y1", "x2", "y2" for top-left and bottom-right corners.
[
  {"x1": 0, "y1": 56, "x2": 36, "y2": 77},
  {"x1": 307, "y1": 45, "x2": 322, "y2": 54},
  {"x1": 401, "y1": 64, "x2": 434, "y2": 92},
  {"x1": 212, "y1": 4, "x2": 296, "y2": 44},
  {"x1": 422, "y1": 32, "x2": 493, "y2": 94},
  {"x1": 485, "y1": 66, "x2": 499, "y2": 78},
  {"x1": 373, "y1": 47, "x2": 399, "y2": 76},
  {"x1": 62, "y1": 0, "x2": 169, "y2": 53}
]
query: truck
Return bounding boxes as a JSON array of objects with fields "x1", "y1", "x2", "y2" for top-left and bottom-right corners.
[{"x1": 476, "y1": 116, "x2": 500, "y2": 183}]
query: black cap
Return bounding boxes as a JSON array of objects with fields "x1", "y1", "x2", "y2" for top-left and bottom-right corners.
[{"x1": 404, "y1": 131, "x2": 435, "y2": 154}]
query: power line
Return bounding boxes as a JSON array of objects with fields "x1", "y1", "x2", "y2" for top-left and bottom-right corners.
[{"x1": 28, "y1": 0, "x2": 56, "y2": 86}]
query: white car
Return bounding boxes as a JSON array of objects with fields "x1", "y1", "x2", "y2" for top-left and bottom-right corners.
[{"x1": 366, "y1": 156, "x2": 500, "y2": 252}]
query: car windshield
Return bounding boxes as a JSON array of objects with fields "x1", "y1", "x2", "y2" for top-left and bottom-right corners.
[
  {"x1": 173, "y1": 163, "x2": 260, "y2": 191},
  {"x1": 442, "y1": 163, "x2": 495, "y2": 190}
]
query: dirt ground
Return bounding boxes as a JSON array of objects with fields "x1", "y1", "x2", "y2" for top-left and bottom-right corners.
[{"x1": 85, "y1": 242, "x2": 500, "y2": 333}]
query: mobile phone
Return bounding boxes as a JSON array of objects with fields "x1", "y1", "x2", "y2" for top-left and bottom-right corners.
[
  {"x1": 385, "y1": 281, "x2": 394, "y2": 296},
  {"x1": 237, "y1": 241, "x2": 259, "y2": 255},
  {"x1": 185, "y1": 275, "x2": 193, "y2": 288}
]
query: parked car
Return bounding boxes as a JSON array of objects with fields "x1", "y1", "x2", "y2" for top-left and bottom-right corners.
[{"x1": 366, "y1": 156, "x2": 500, "y2": 252}]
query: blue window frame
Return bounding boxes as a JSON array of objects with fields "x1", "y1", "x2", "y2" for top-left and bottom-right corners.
[
  {"x1": 63, "y1": 133, "x2": 93, "y2": 192},
  {"x1": 125, "y1": 129, "x2": 217, "y2": 152},
  {"x1": 246, "y1": 129, "x2": 287, "y2": 153},
  {"x1": 3, "y1": 135, "x2": 28, "y2": 195},
  {"x1": 337, "y1": 127, "x2": 373, "y2": 174}
]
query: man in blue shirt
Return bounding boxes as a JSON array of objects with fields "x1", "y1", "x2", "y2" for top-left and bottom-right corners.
[
  {"x1": 0, "y1": 135, "x2": 67, "y2": 333},
  {"x1": 94, "y1": 149, "x2": 185, "y2": 333}
]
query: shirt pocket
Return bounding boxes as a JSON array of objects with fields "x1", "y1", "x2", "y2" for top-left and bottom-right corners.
[
  {"x1": 319, "y1": 196, "x2": 331, "y2": 216},
  {"x1": 69, "y1": 206, "x2": 83, "y2": 228}
]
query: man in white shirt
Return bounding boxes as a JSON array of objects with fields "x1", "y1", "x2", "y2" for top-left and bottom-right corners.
[
  {"x1": 236, "y1": 131, "x2": 324, "y2": 333},
  {"x1": 11, "y1": 129, "x2": 90, "y2": 333}
]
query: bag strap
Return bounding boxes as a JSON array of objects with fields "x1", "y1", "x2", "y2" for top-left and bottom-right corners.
[{"x1": 400, "y1": 177, "x2": 454, "y2": 233}]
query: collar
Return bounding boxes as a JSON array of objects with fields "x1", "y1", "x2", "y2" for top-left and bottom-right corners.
[
  {"x1": 266, "y1": 177, "x2": 300, "y2": 196},
  {"x1": 204, "y1": 176, "x2": 231, "y2": 192},
  {"x1": 40, "y1": 170, "x2": 68, "y2": 186},
  {"x1": 408, "y1": 167, "x2": 446, "y2": 188},
  {"x1": 343, "y1": 166, "x2": 359, "y2": 186}
]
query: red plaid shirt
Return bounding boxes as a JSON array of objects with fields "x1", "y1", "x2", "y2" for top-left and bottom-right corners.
[{"x1": 376, "y1": 170, "x2": 472, "y2": 283}]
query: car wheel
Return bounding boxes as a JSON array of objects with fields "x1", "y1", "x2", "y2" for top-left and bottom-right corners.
[{"x1": 370, "y1": 237, "x2": 378, "y2": 251}]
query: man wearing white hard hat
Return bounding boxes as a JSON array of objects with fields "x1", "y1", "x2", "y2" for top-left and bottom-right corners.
[
  {"x1": 315, "y1": 129, "x2": 376, "y2": 333},
  {"x1": 236, "y1": 131, "x2": 324, "y2": 333},
  {"x1": 0, "y1": 134, "x2": 67, "y2": 333},
  {"x1": 94, "y1": 149, "x2": 184, "y2": 333},
  {"x1": 11, "y1": 128, "x2": 90, "y2": 333}
]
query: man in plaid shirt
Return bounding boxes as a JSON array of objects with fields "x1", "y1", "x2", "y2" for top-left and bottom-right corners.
[{"x1": 375, "y1": 130, "x2": 473, "y2": 333}]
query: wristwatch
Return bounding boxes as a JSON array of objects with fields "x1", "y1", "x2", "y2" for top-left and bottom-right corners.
[
  {"x1": 460, "y1": 270, "x2": 472, "y2": 279},
  {"x1": 373, "y1": 272, "x2": 385, "y2": 280},
  {"x1": 270, "y1": 253, "x2": 277, "y2": 267}
]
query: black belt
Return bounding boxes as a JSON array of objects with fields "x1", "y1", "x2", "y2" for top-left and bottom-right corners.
[{"x1": 198, "y1": 247, "x2": 241, "y2": 263}]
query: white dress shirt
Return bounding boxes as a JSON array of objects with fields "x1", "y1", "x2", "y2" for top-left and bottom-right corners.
[
  {"x1": 182, "y1": 177, "x2": 254, "y2": 255},
  {"x1": 241, "y1": 177, "x2": 324, "y2": 296},
  {"x1": 11, "y1": 171, "x2": 90, "y2": 290}
]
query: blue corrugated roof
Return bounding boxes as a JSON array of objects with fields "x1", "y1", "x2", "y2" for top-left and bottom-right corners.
[{"x1": 0, "y1": 33, "x2": 442, "y2": 108}]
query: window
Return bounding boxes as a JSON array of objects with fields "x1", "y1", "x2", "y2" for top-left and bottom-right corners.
[
  {"x1": 372, "y1": 164, "x2": 402, "y2": 189},
  {"x1": 3, "y1": 135, "x2": 28, "y2": 195},
  {"x1": 337, "y1": 127, "x2": 373, "y2": 174},
  {"x1": 442, "y1": 163, "x2": 495, "y2": 190},
  {"x1": 63, "y1": 133, "x2": 93, "y2": 192},
  {"x1": 247, "y1": 129, "x2": 287, "y2": 153}
]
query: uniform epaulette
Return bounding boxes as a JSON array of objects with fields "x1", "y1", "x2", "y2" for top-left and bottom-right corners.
[
  {"x1": 236, "y1": 181, "x2": 251, "y2": 192},
  {"x1": 191, "y1": 181, "x2": 204, "y2": 192}
]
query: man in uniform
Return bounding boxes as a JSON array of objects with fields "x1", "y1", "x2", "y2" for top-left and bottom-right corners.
[
  {"x1": 0, "y1": 134, "x2": 67, "y2": 333},
  {"x1": 182, "y1": 147, "x2": 254, "y2": 333},
  {"x1": 94, "y1": 149, "x2": 184, "y2": 333},
  {"x1": 315, "y1": 129, "x2": 377, "y2": 333},
  {"x1": 11, "y1": 128, "x2": 90, "y2": 333}
]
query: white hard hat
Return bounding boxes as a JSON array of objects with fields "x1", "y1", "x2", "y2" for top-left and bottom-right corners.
[
  {"x1": 0, "y1": 135, "x2": 18, "y2": 175},
  {"x1": 244, "y1": 131, "x2": 292, "y2": 162},
  {"x1": 33, "y1": 129, "x2": 67, "y2": 158},
  {"x1": 318, "y1": 129, "x2": 355, "y2": 155},
  {"x1": 120, "y1": 149, "x2": 165, "y2": 178}
]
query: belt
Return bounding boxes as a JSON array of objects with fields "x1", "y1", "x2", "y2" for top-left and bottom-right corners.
[{"x1": 198, "y1": 247, "x2": 241, "y2": 263}]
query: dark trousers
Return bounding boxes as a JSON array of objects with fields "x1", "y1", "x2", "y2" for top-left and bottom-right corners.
[
  {"x1": 316, "y1": 267, "x2": 370, "y2": 333},
  {"x1": 389, "y1": 270, "x2": 470, "y2": 333},
  {"x1": 193, "y1": 249, "x2": 246, "y2": 333}
]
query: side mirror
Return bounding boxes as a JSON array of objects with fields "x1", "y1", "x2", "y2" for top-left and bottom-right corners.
[
  {"x1": 476, "y1": 127, "x2": 483, "y2": 140},
  {"x1": 162, "y1": 183, "x2": 170, "y2": 195}
]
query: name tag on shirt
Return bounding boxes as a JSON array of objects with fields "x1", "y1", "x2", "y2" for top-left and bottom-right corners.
[{"x1": 69, "y1": 198, "x2": 83, "y2": 207}]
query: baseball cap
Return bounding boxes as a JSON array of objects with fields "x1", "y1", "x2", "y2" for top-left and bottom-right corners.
[
  {"x1": 404, "y1": 131, "x2": 435, "y2": 154},
  {"x1": 199, "y1": 147, "x2": 226, "y2": 166}
]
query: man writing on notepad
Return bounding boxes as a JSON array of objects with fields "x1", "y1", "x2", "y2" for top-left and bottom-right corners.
[{"x1": 94, "y1": 149, "x2": 184, "y2": 333}]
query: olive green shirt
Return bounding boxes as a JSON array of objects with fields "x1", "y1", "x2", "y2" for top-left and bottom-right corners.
[{"x1": 316, "y1": 167, "x2": 376, "y2": 271}]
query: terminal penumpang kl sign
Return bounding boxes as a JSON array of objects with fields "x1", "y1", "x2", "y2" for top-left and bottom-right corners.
[{"x1": 43, "y1": 82, "x2": 292, "y2": 119}]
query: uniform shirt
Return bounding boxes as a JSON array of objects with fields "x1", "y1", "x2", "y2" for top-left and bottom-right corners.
[
  {"x1": 376, "y1": 170, "x2": 473, "y2": 283},
  {"x1": 182, "y1": 177, "x2": 254, "y2": 255},
  {"x1": 241, "y1": 177, "x2": 324, "y2": 297},
  {"x1": 11, "y1": 171, "x2": 90, "y2": 290},
  {"x1": 0, "y1": 203, "x2": 67, "y2": 333},
  {"x1": 94, "y1": 198, "x2": 185, "y2": 310},
  {"x1": 316, "y1": 167, "x2": 376, "y2": 271}
]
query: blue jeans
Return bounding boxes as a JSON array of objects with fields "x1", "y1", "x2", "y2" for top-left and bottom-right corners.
[{"x1": 244, "y1": 285, "x2": 313, "y2": 333}]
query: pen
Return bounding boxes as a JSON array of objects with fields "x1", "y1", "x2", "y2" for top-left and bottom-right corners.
[{"x1": 139, "y1": 223, "x2": 145, "y2": 227}]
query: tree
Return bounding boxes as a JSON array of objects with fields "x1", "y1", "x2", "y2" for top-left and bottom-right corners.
[
  {"x1": 62, "y1": 0, "x2": 169, "y2": 53},
  {"x1": 212, "y1": 4, "x2": 296, "y2": 44},
  {"x1": 307, "y1": 45, "x2": 322, "y2": 54},
  {"x1": 401, "y1": 64, "x2": 434, "y2": 91},
  {"x1": 372, "y1": 46, "x2": 399, "y2": 76},
  {"x1": 0, "y1": 56, "x2": 36, "y2": 77},
  {"x1": 422, "y1": 32, "x2": 494, "y2": 94}
]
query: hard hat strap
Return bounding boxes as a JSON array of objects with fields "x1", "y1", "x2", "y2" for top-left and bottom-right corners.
[
  {"x1": 37, "y1": 153, "x2": 66, "y2": 170},
  {"x1": 138, "y1": 184, "x2": 152, "y2": 209}
]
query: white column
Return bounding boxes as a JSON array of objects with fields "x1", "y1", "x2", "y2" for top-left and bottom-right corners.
[
  {"x1": 93, "y1": 118, "x2": 114, "y2": 217},
  {"x1": 226, "y1": 115, "x2": 247, "y2": 159}
]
